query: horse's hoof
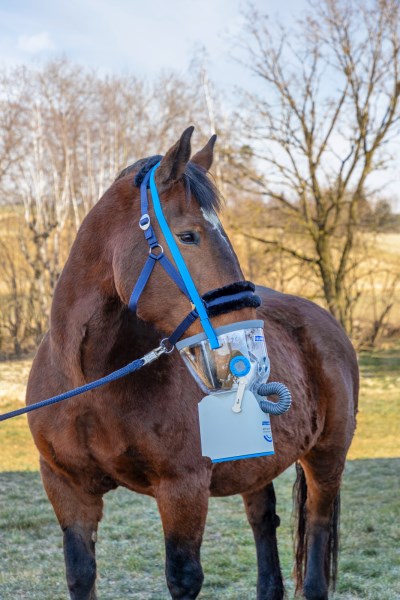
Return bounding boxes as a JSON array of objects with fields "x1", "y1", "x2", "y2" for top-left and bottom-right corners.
[{"x1": 303, "y1": 582, "x2": 328, "y2": 600}]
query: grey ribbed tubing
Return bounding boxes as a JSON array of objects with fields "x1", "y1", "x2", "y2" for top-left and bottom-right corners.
[{"x1": 257, "y1": 382, "x2": 292, "y2": 415}]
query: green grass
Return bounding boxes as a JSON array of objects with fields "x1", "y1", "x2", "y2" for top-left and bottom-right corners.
[
  {"x1": 0, "y1": 350, "x2": 399, "y2": 598},
  {"x1": 347, "y1": 347, "x2": 400, "y2": 460},
  {"x1": 0, "y1": 461, "x2": 398, "y2": 599}
]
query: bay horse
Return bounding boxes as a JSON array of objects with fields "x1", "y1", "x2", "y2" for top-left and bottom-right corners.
[{"x1": 26, "y1": 127, "x2": 358, "y2": 600}]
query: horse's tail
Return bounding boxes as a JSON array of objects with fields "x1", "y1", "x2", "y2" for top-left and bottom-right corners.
[{"x1": 292, "y1": 462, "x2": 340, "y2": 595}]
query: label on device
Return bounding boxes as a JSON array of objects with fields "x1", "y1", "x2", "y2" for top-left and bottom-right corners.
[{"x1": 198, "y1": 390, "x2": 274, "y2": 463}]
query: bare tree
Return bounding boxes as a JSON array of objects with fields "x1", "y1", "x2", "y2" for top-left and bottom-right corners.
[
  {"x1": 0, "y1": 68, "x2": 29, "y2": 194},
  {"x1": 237, "y1": 0, "x2": 400, "y2": 333},
  {"x1": 17, "y1": 97, "x2": 73, "y2": 340},
  {"x1": 350, "y1": 238, "x2": 400, "y2": 347},
  {"x1": 0, "y1": 236, "x2": 33, "y2": 357}
]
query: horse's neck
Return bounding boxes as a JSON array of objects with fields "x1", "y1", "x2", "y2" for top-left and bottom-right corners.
[
  {"x1": 51, "y1": 272, "x2": 159, "y2": 383},
  {"x1": 49, "y1": 207, "x2": 156, "y2": 384}
]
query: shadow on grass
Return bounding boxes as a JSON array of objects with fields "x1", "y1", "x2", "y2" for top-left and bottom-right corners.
[{"x1": 0, "y1": 458, "x2": 399, "y2": 599}]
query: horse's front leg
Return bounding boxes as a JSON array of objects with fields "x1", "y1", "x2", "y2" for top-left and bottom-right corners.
[
  {"x1": 40, "y1": 459, "x2": 103, "y2": 600},
  {"x1": 242, "y1": 483, "x2": 284, "y2": 600},
  {"x1": 156, "y1": 471, "x2": 210, "y2": 600}
]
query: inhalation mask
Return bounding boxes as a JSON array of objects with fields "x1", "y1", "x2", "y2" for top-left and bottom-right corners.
[
  {"x1": 176, "y1": 319, "x2": 277, "y2": 463},
  {"x1": 176, "y1": 320, "x2": 269, "y2": 397}
]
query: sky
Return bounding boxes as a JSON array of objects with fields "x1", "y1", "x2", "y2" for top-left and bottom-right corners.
[
  {"x1": 0, "y1": 0, "x2": 302, "y2": 86},
  {"x1": 0, "y1": 0, "x2": 399, "y2": 208}
]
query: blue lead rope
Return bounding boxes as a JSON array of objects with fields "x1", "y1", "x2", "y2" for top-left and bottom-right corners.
[{"x1": 0, "y1": 346, "x2": 167, "y2": 423}]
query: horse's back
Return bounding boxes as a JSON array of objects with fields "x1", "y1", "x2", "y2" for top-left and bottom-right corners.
[
  {"x1": 258, "y1": 286, "x2": 357, "y2": 361},
  {"x1": 258, "y1": 286, "x2": 357, "y2": 368}
]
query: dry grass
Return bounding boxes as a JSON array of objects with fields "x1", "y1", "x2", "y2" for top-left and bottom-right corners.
[{"x1": 0, "y1": 359, "x2": 39, "y2": 471}]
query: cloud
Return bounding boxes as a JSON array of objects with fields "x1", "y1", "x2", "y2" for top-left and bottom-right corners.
[{"x1": 17, "y1": 32, "x2": 54, "y2": 54}]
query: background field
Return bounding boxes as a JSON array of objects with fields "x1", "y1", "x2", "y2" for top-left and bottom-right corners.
[{"x1": 0, "y1": 350, "x2": 399, "y2": 599}]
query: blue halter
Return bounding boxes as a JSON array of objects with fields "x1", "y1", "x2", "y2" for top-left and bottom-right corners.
[
  {"x1": 128, "y1": 163, "x2": 220, "y2": 348},
  {"x1": 127, "y1": 160, "x2": 262, "y2": 351}
]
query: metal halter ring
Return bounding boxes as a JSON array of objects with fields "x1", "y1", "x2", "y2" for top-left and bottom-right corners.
[
  {"x1": 160, "y1": 338, "x2": 175, "y2": 353},
  {"x1": 149, "y1": 244, "x2": 164, "y2": 259},
  {"x1": 139, "y1": 214, "x2": 151, "y2": 230}
]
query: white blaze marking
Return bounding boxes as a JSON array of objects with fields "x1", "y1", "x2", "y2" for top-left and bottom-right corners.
[{"x1": 200, "y1": 208, "x2": 233, "y2": 253}]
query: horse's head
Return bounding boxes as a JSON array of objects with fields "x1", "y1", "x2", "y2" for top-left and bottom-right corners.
[{"x1": 112, "y1": 127, "x2": 259, "y2": 340}]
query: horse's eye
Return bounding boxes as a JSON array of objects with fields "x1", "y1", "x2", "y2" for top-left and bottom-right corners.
[{"x1": 177, "y1": 231, "x2": 200, "y2": 245}]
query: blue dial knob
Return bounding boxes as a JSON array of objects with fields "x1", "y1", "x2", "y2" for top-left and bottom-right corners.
[{"x1": 229, "y1": 355, "x2": 251, "y2": 377}]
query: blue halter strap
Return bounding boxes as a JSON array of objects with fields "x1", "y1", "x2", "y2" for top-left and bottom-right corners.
[
  {"x1": 128, "y1": 169, "x2": 191, "y2": 310},
  {"x1": 128, "y1": 163, "x2": 220, "y2": 349}
]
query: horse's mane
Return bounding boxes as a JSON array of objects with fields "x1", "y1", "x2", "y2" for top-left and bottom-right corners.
[{"x1": 115, "y1": 155, "x2": 222, "y2": 213}]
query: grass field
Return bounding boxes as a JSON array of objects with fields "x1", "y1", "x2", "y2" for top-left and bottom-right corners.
[{"x1": 0, "y1": 350, "x2": 399, "y2": 599}]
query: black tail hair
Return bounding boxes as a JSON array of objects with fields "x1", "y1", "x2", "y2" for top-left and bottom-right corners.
[{"x1": 292, "y1": 462, "x2": 340, "y2": 595}]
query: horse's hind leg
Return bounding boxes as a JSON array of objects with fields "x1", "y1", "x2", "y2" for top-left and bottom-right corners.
[
  {"x1": 295, "y1": 449, "x2": 344, "y2": 600},
  {"x1": 156, "y1": 473, "x2": 209, "y2": 599},
  {"x1": 242, "y1": 483, "x2": 284, "y2": 600},
  {"x1": 41, "y1": 460, "x2": 103, "y2": 600}
]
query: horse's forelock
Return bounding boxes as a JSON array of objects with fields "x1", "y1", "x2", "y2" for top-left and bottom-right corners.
[{"x1": 183, "y1": 162, "x2": 222, "y2": 214}]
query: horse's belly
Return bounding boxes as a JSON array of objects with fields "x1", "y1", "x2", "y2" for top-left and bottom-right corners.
[{"x1": 209, "y1": 450, "x2": 296, "y2": 496}]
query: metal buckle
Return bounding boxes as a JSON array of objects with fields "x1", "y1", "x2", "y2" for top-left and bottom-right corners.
[{"x1": 139, "y1": 214, "x2": 151, "y2": 230}]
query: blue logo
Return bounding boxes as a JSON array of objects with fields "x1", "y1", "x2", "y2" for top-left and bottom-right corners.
[
  {"x1": 254, "y1": 335, "x2": 264, "y2": 342},
  {"x1": 262, "y1": 420, "x2": 272, "y2": 443}
]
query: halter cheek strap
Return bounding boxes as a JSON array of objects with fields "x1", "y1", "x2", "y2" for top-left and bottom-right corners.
[{"x1": 128, "y1": 169, "x2": 191, "y2": 310}]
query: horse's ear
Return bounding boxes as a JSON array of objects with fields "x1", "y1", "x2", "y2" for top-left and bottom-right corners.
[
  {"x1": 156, "y1": 126, "x2": 194, "y2": 190},
  {"x1": 190, "y1": 134, "x2": 217, "y2": 171}
]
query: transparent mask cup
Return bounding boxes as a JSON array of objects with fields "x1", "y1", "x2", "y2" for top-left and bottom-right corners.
[{"x1": 175, "y1": 320, "x2": 270, "y2": 395}]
